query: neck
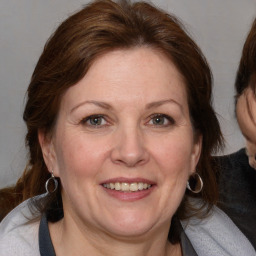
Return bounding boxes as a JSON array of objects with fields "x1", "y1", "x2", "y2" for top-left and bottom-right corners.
[{"x1": 49, "y1": 212, "x2": 181, "y2": 256}]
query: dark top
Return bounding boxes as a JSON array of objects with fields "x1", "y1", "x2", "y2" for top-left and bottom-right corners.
[
  {"x1": 216, "y1": 148, "x2": 256, "y2": 249},
  {"x1": 38, "y1": 214, "x2": 197, "y2": 256},
  {"x1": 39, "y1": 214, "x2": 56, "y2": 256}
]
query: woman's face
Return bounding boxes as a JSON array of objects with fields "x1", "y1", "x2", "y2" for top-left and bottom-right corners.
[
  {"x1": 40, "y1": 47, "x2": 201, "y2": 238},
  {"x1": 236, "y1": 88, "x2": 256, "y2": 169}
]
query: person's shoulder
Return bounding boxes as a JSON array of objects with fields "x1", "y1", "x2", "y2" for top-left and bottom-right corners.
[
  {"x1": 216, "y1": 147, "x2": 256, "y2": 186},
  {"x1": 214, "y1": 148, "x2": 255, "y2": 179},
  {"x1": 0, "y1": 195, "x2": 45, "y2": 256},
  {"x1": 181, "y1": 202, "x2": 256, "y2": 256},
  {"x1": 214, "y1": 148, "x2": 247, "y2": 166}
]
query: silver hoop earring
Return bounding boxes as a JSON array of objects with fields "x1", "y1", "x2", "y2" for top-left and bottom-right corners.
[
  {"x1": 186, "y1": 172, "x2": 203, "y2": 193},
  {"x1": 45, "y1": 171, "x2": 58, "y2": 194}
]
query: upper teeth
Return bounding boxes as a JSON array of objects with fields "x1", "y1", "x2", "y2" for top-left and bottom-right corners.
[{"x1": 103, "y1": 182, "x2": 151, "y2": 192}]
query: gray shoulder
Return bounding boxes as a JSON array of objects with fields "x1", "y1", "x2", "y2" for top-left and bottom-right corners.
[
  {"x1": 0, "y1": 195, "x2": 45, "y2": 256},
  {"x1": 181, "y1": 203, "x2": 256, "y2": 256}
]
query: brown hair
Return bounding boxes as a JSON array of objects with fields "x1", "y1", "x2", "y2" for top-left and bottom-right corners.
[
  {"x1": 234, "y1": 18, "x2": 256, "y2": 127},
  {"x1": 0, "y1": 0, "x2": 223, "y2": 239},
  {"x1": 235, "y1": 18, "x2": 256, "y2": 100}
]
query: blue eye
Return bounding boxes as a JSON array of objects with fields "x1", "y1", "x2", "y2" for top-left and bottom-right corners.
[
  {"x1": 89, "y1": 116, "x2": 103, "y2": 125},
  {"x1": 152, "y1": 116, "x2": 165, "y2": 125},
  {"x1": 149, "y1": 114, "x2": 174, "y2": 126},
  {"x1": 82, "y1": 115, "x2": 107, "y2": 126}
]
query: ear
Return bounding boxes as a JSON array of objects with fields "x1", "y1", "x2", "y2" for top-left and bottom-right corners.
[
  {"x1": 38, "y1": 129, "x2": 58, "y2": 177},
  {"x1": 189, "y1": 134, "x2": 202, "y2": 175}
]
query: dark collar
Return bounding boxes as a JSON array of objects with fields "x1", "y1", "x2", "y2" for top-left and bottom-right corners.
[
  {"x1": 39, "y1": 214, "x2": 56, "y2": 256},
  {"x1": 180, "y1": 227, "x2": 198, "y2": 255}
]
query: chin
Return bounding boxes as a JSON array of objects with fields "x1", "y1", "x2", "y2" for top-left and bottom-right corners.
[
  {"x1": 105, "y1": 223, "x2": 154, "y2": 239},
  {"x1": 98, "y1": 210, "x2": 162, "y2": 238}
]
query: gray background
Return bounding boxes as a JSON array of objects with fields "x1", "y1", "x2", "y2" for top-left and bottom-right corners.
[{"x1": 1, "y1": 0, "x2": 256, "y2": 188}]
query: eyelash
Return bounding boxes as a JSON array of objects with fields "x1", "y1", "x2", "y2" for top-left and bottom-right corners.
[
  {"x1": 147, "y1": 114, "x2": 175, "y2": 127},
  {"x1": 80, "y1": 115, "x2": 108, "y2": 127},
  {"x1": 80, "y1": 113, "x2": 175, "y2": 128}
]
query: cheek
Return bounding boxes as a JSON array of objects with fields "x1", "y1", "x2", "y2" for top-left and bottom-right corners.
[
  {"x1": 157, "y1": 132, "x2": 194, "y2": 162},
  {"x1": 54, "y1": 133, "x2": 109, "y2": 179},
  {"x1": 151, "y1": 136, "x2": 193, "y2": 216},
  {"x1": 150, "y1": 133, "x2": 195, "y2": 177}
]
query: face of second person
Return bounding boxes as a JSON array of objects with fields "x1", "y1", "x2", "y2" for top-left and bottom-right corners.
[
  {"x1": 236, "y1": 88, "x2": 256, "y2": 169},
  {"x1": 41, "y1": 47, "x2": 201, "y2": 238}
]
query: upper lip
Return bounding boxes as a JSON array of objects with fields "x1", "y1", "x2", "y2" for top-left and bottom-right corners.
[{"x1": 100, "y1": 177, "x2": 156, "y2": 185}]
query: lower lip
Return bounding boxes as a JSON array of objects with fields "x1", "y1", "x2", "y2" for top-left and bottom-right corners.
[{"x1": 102, "y1": 186, "x2": 155, "y2": 201}]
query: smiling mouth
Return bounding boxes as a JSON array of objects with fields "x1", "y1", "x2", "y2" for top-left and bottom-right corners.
[{"x1": 102, "y1": 182, "x2": 152, "y2": 192}]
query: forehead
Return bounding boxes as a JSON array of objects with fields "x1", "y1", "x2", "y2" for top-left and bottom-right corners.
[
  {"x1": 61, "y1": 47, "x2": 188, "y2": 110},
  {"x1": 236, "y1": 88, "x2": 256, "y2": 143}
]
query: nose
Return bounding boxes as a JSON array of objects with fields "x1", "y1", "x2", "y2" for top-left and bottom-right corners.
[{"x1": 110, "y1": 126, "x2": 149, "y2": 167}]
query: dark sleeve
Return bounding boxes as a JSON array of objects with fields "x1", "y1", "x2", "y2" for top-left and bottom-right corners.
[{"x1": 215, "y1": 148, "x2": 256, "y2": 250}]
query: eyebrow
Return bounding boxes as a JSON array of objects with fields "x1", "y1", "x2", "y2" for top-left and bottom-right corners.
[
  {"x1": 146, "y1": 99, "x2": 183, "y2": 111},
  {"x1": 70, "y1": 100, "x2": 112, "y2": 113},
  {"x1": 70, "y1": 98, "x2": 183, "y2": 113}
]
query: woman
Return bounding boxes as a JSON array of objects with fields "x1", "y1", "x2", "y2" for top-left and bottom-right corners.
[
  {"x1": 0, "y1": 0, "x2": 254, "y2": 255},
  {"x1": 217, "y1": 18, "x2": 256, "y2": 250}
]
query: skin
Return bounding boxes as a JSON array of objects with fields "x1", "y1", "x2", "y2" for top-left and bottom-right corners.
[
  {"x1": 236, "y1": 87, "x2": 256, "y2": 169},
  {"x1": 39, "y1": 47, "x2": 202, "y2": 256}
]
